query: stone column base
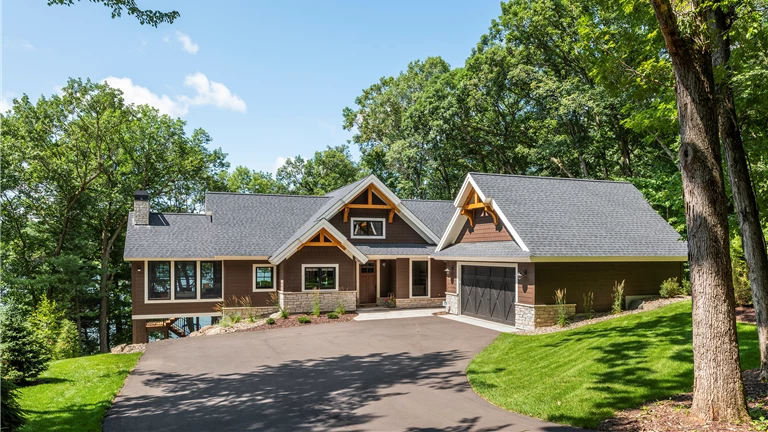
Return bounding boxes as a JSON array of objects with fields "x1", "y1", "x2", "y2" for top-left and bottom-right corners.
[
  {"x1": 515, "y1": 303, "x2": 577, "y2": 330},
  {"x1": 395, "y1": 297, "x2": 445, "y2": 309},
  {"x1": 279, "y1": 291, "x2": 357, "y2": 313},
  {"x1": 445, "y1": 293, "x2": 459, "y2": 315}
]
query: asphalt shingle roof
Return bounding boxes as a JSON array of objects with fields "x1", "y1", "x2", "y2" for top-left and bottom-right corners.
[
  {"x1": 401, "y1": 199, "x2": 455, "y2": 238},
  {"x1": 432, "y1": 240, "x2": 530, "y2": 259},
  {"x1": 469, "y1": 173, "x2": 688, "y2": 257},
  {"x1": 124, "y1": 213, "x2": 217, "y2": 259},
  {"x1": 354, "y1": 244, "x2": 436, "y2": 256}
]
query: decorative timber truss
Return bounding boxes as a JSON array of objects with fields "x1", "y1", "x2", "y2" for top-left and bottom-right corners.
[
  {"x1": 460, "y1": 188, "x2": 498, "y2": 227},
  {"x1": 342, "y1": 184, "x2": 400, "y2": 224},
  {"x1": 298, "y1": 228, "x2": 346, "y2": 251}
]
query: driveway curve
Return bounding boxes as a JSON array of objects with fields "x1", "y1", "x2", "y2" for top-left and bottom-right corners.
[{"x1": 104, "y1": 316, "x2": 578, "y2": 431}]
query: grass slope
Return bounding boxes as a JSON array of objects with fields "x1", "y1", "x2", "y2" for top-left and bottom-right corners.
[
  {"x1": 17, "y1": 353, "x2": 141, "y2": 432},
  {"x1": 467, "y1": 301, "x2": 758, "y2": 429}
]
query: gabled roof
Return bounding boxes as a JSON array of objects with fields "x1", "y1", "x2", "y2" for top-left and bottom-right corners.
[
  {"x1": 437, "y1": 173, "x2": 688, "y2": 259},
  {"x1": 401, "y1": 199, "x2": 455, "y2": 238},
  {"x1": 124, "y1": 213, "x2": 217, "y2": 259},
  {"x1": 431, "y1": 241, "x2": 530, "y2": 260}
]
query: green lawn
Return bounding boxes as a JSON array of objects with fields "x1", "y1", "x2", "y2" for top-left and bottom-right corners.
[
  {"x1": 467, "y1": 301, "x2": 759, "y2": 429},
  {"x1": 17, "y1": 353, "x2": 141, "y2": 432}
]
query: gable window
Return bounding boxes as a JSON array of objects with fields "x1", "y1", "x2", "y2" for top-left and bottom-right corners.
[
  {"x1": 253, "y1": 265, "x2": 275, "y2": 292},
  {"x1": 302, "y1": 264, "x2": 338, "y2": 291},
  {"x1": 351, "y1": 218, "x2": 386, "y2": 239},
  {"x1": 200, "y1": 261, "x2": 222, "y2": 299},
  {"x1": 148, "y1": 261, "x2": 171, "y2": 300},
  {"x1": 174, "y1": 261, "x2": 197, "y2": 300},
  {"x1": 410, "y1": 260, "x2": 429, "y2": 297}
]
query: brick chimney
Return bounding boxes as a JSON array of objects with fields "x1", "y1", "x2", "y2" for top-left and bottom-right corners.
[{"x1": 133, "y1": 191, "x2": 150, "y2": 225}]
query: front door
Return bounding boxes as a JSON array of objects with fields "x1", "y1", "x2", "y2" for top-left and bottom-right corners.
[{"x1": 359, "y1": 261, "x2": 377, "y2": 304}]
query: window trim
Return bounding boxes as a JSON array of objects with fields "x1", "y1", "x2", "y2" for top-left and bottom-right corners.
[
  {"x1": 409, "y1": 259, "x2": 430, "y2": 298},
  {"x1": 301, "y1": 264, "x2": 340, "y2": 292},
  {"x1": 200, "y1": 260, "x2": 223, "y2": 300},
  {"x1": 350, "y1": 217, "x2": 386, "y2": 239},
  {"x1": 144, "y1": 260, "x2": 224, "y2": 303},
  {"x1": 252, "y1": 264, "x2": 277, "y2": 292}
]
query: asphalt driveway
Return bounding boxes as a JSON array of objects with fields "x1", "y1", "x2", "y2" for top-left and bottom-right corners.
[{"x1": 104, "y1": 316, "x2": 578, "y2": 431}]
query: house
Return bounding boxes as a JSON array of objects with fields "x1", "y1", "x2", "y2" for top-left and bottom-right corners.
[{"x1": 124, "y1": 173, "x2": 687, "y2": 343}]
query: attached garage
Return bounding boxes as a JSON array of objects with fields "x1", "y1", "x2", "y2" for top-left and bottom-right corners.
[{"x1": 459, "y1": 264, "x2": 517, "y2": 325}]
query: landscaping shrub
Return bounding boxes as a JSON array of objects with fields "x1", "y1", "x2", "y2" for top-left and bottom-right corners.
[
  {"x1": 326, "y1": 312, "x2": 339, "y2": 319},
  {"x1": 335, "y1": 299, "x2": 346, "y2": 315},
  {"x1": 583, "y1": 291, "x2": 594, "y2": 320},
  {"x1": 611, "y1": 280, "x2": 625, "y2": 315},
  {"x1": 1, "y1": 376, "x2": 25, "y2": 431},
  {"x1": 280, "y1": 308, "x2": 290, "y2": 319},
  {"x1": 682, "y1": 279, "x2": 692, "y2": 296},
  {"x1": 28, "y1": 298, "x2": 80, "y2": 360},
  {"x1": 554, "y1": 289, "x2": 569, "y2": 327},
  {"x1": 311, "y1": 289, "x2": 321, "y2": 317},
  {"x1": 54, "y1": 319, "x2": 81, "y2": 360},
  {"x1": 1, "y1": 304, "x2": 50, "y2": 383},
  {"x1": 266, "y1": 317, "x2": 276, "y2": 325},
  {"x1": 385, "y1": 293, "x2": 397, "y2": 308},
  {"x1": 297, "y1": 316, "x2": 311, "y2": 324},
  {"x1": 218, "y1": 314, "x2": 241, "y2": 328},
  {"x1": 270, "y1": 292, "x2": 289, "y2": 319},
  {"x1": 659, "y1": 278, "x2": 685, "y2": 298}
]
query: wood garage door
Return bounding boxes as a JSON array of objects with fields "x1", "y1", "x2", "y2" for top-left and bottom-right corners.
[{"x1": 460, "y1": 265, "x2": 517, "y2": 325}]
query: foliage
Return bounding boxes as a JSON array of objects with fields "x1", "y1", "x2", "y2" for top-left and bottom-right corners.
[
  {"x1": 222, "y1": 166, "x2": 283, "y2": 194},
  {"x1": 611, "y1": 280, "x2": 625, "y2": 315},
  {"x1": 553, "y1": 289, "x2": 568, "y2": 327},
  {"x1": 311, "y1": 290, "x2": 321, "y2": 317},
  {"x1": 297, "y1": 316, "x2": 312, "y2": 324},
  {"x1": 266, "y1": 317, "x2": 276, "y2": 325},
  {"x1": 326, "y1": 312, "x2": 339, "y2": 319},
  {"x1": 335, "y1": 299, "x2": 346, "y2": 316},
  {"x1": 385, "y1": 293, "x2": 397, "y2": 308},
  {"x1": 583, "y1": 291, "x2": 594, "y2": 320},
  {"x1": 731, "y1": 234, "x2": 754, "y2": 305},
  {"x1": 1, "y1": 377, "x2": 25, "y2": 431},
  {"x1": 276, "y1": 145, "x2": 360, "y2": 195},
  {"x1": 47, "y1": 0, "x2": 179, "y2": 27},
  {"x1": 467, "y1": 301, "x2": 759, "y2": 429},
  {"x1": 54, "y1": 320, "x2": 81, "y2": 360},
  {"x1": 16, "y1": 353, "x2": 140, "y2": 432},
  {"x1": 269, "y1": 292, "x2": 289, "y2": 319},
  {"x1": 28, "y1": 298, "x2": 80, "y2": 360},
  {"x1": 659, "y1": 278, "x2": 686, "y2": 298},
  {"x1": 0, "y1": 304, "x2": 50, "y2": 383}
]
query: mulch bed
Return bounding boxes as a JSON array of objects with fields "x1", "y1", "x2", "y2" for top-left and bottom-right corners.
[
  {"x1": 239, "y1": 313, "x2": 358, "y2": 332},
  {"x1": 599, "y1": 369, "x2": 768, "y2": 431},
  {"x1": 737, "y1": 306, "x2": 757, "y2": 324}
]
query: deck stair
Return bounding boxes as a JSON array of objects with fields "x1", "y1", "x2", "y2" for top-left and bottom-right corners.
[{"x1": 145, "y1": 317, "x2": 189, "y2": 339}]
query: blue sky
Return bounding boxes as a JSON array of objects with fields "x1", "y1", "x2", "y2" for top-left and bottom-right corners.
[{"x1": 2, "y1": 1, "x2": 502, "y2": 174}]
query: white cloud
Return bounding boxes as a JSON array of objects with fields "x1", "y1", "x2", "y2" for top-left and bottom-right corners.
[
  {"x1": 1, "y1": 96, "x2": 12, "y2": 113},
  {"x1": 5, "y1": 39, "x2": 34, "y2": 51},
  {"x1": 181, "y1": 72, "x2": 246, "y2": 112},
  {"x1": 103, "y1": 76, "x2": 189, "y2": 117},
  {"x1": 175, "y1": 31, "x2": 199, "y2": 54},
  {"x1": 272, "y1": 157, "x2": 287, "y2": 175},
  {"x1": 102, "y1": 73, "x2": 246, "y2": 117}
]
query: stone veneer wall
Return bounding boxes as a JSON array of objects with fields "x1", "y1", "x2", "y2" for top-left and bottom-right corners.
[
  {"x1": 279, "y1": 291, "x2": 357, "y2": 313},
  {"x1": 515, "y1": 303, "x2": 577, "y2": 330},
  {"x1": 445, "y1": 293, "x2": 459, "y2": 314},
  {"x1": 396, "y1": 298, "x2": 445, "y2": 309},
  {"x1": 222, "y1": 306, "x2": 277, "y2": 318}
]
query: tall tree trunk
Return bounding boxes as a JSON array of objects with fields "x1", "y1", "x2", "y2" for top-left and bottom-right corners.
[
  {"x1": 651, "y1": 0, "x2": 748, "y2": 423},
  {"x1": 711, "y1": 6, "x2": 768, "y2": 381}
]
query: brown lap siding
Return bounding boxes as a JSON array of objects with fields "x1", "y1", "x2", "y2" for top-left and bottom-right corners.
[
  {"x1": 430, "y1": 259, "x2": 447, "y2": 298},
  {"x1": 280, "y1": 246, "x2": 356, "y2": 292},
  {"x1": 517, "y1": 262, "x2": 535, "y2": 305},
  {"x1": 223, "y1": 260, "x2": 275, "y2": 306},
  {"x1": 455, "y1": 209, "x2": 513, "y2": 243},
  {"x1": 395, "y1": 258, "x2": 410, "y2": 298},
  {"x1": 534, "y1": 261, "x2": 683, "y2": 312}
]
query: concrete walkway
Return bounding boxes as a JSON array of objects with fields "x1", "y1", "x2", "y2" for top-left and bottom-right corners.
[
  {"x1": 353, "y1": 307, "x2": 443, "y2": 321},
  {"x1": 439, "y1": 313, "x2": 519, "y2": 333},
  {"x1": 105, "y1": 317, "x2": 579, "y2": 432}
]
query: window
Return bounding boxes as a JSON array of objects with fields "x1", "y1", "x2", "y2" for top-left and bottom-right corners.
[
  {"x1": 174, "y1": 261, "x2": 197, "y2": 299},
  {"x1": 303, "y1": 265, "x2": 338, "y2": 291},
  {"x1": 351, "y1": 218, "x2": 385, "y2": 239},
  {"x1": 360, "y1": 262, "x2": 375, "y2": 274},
  {"x1": 254, "y1": 265, "x2": 275, "y2": 291},
  {"x1": 411, "y1": 260, "x2": 429, "y2": 297},
  {"x1": 148, "y1": 261, "x2": 171, "y2": 300},
  {"x1": 200, "y1": 261, "x2": 222, "y2": 299}
]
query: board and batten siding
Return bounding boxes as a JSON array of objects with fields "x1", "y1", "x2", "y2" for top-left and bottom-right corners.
[
  {"x1": 534, "y1": 261, "x2": 683, "y2": 312},
  {"x1": 329, "y1": 208, "x2": 428, "y2": 244},
  {"x1": 454, "y1": 209, "x2": 513, "y2": 243},
  {"x1": 280, "y1": 246, "x2": 356, "y2": 292}
]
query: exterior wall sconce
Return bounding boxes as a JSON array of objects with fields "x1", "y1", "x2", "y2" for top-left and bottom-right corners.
[{"x1": 518, "y1": 269, "x2": 527, "y2": 278}]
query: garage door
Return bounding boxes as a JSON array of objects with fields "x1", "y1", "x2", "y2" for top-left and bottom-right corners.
[{"x1": 460, "y1": 265, "x2": 517, "y2": 325}]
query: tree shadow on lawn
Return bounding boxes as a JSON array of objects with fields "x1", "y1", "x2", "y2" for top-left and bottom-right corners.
[
  {"x1": 545, "y1": 305, "x2": 758, "y2": 428},
  {"x1": 105, "y1": 349, "x2": 563, "y2": 432}
]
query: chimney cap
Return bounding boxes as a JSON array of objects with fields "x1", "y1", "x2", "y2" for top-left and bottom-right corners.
[{"x1": 134, "y1": 190, "x2": 149, "y2": 201}]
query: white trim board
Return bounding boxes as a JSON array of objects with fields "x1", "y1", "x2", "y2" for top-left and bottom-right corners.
[
  {"x1": 456, "y1": 261, "x2": 519, "y2": 317},
  {"x1": 253, "y1": 263, "x2": 277, "y2": 292},
  {"x1": 132, "y1": 312, "x2": 223, "y2": 320},
  {"x1": 408, "y1": 258, "x2": 431, "y2": 298},
  {"x1": 270, "y1": 220, "x2": 368, "y2": 265},
  {"x1": 350, "y1": 217, "x2": 386, "y2": 239},
  {"x1": 143, "y1": 259, "x2": 224, "y2": 304}
]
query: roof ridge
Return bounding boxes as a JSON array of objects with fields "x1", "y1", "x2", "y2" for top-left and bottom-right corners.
[
  {"x1": 148, "y1": 212, "x2": 209, "y2": 216},
  {"x1": 402, "y1": 198, "x2": 453, "y2": 203},
  {"x1": 205, "y1": 191, "x2": 330, "y2": 199},
  {"x1": 469, "y1": 172, "x2": 631, "y2": 185}
]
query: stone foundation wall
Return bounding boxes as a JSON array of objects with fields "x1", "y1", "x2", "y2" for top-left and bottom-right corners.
[
  {"x1": 515, "y1": 303, "x2": 577, "y2": 330},
  {"x1": 278, "y1": 291, "x2": 357, "y2": 313},
  {"x1": 396, "y1": 297, "x2": 445, "y2": 309},
  {"x1": 445, "y1": 293, "x2": 459, "y2": 314},
  {"x1": 222, "y1": 306, "x2": 277, "y2": 318}
]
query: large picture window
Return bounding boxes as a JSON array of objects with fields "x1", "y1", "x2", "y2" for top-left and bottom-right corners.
[
  {"x1": 254, "y1": 265, "x2": 275, "y2": 291},
  {"x1": 303, "y1": 265, "x2": 338, "y2": 291},
  {"x1": 351, "y1": 218, "x2": 385, "y2": 239},
  {"x1": 148, "y1": 261, "x2": 171, "y2": 300},
  {"x1": 174, "y1": 261, "x2": 197, "y2": 299},
  {"x1": 411, "y1": 260, "x2": 429, "y2": 297},
  {"x1": 200, "y1": 261, "x2": 222, "y2": 299}
]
